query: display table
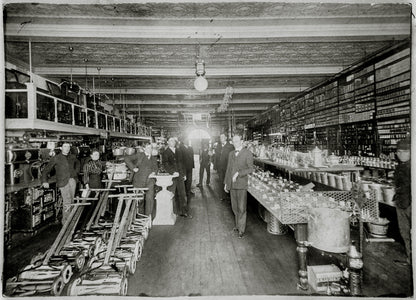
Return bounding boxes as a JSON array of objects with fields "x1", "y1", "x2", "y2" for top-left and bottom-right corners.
[
  {"x1": 248, "y1": 174, "x2": 372, "y2": 292},
  {"x1": 151, "y1": 173, "x2": 178, "y2": 225}
]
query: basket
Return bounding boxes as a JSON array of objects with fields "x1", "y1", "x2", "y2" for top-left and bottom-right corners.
[
  {"x1": 258, "y1": 205, "x2": 271, "y2": 223},
  {"x1": 267, "y1": 215, "x2": 288, "y2": 235},
  {"x1": 277, "y1": 190, "x2": 379, "y2": 224},
  {"x1": 264, "y1": 210, "x2": 271, "y2": 223},
  {"x1": 368, "y1": 221, "x2": 389, "y2": 237}
]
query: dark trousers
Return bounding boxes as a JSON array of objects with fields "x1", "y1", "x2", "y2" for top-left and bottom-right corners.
[
  {"x1": 230, "y1": 189, "x2": 247, "y2": 234},
  {"x1": 199, "y1": 163, "x2": 210, "y2": 184},
  {"x1": 144, "y1": 180, "x2": 156, "y2": 219},
  {"x1": 397, "y1": 205, "x2": 411, "y2": 261},
  {"x1": 218, "y1": 167, "x2": 227, "y2": 199},
  {"x1": 134, "y1": 180, "x2": 155, "y2": 219},
  {"x1": 185, "y1": 169, "x2": 193, "y2": 196},
  {"x1": 168, "y1": 177, "x2": 188, "y2": 215}
]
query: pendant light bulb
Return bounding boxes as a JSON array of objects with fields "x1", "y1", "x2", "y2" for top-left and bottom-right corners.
[
  {"x1": 194, "y1": 57, "x2": 207, "y2": 91},
  {"x1": 194, "y1": 75, "x2": 208, "y2": 92}
]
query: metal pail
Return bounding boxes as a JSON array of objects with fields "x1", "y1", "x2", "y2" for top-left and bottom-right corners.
[{"x1": 307, "y1": 208, "x2": 350, "y2": 253}]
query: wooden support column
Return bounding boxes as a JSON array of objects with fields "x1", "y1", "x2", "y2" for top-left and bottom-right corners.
[{"x1": 294, "y1": 223, "x2": 309, "y2": 290}]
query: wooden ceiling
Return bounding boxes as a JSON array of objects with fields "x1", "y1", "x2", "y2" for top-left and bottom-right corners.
[{"x1": 4, "y1": 1, "x2": 411, "y2": 131}]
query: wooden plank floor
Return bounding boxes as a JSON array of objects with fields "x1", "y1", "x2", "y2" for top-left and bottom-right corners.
[
  {"x1": 3, "y1": 164, "x2": 413, "y2": 297},
  {"x1": 128, "y1": 167, "x2": 413, "y2": 297},
  {"x1": 128, "y1": 171, "x2": 302, "y2": 297}
]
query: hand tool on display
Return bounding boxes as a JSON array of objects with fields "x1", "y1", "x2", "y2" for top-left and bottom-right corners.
[
  {"x1": 86, "y1": 191, "x2": 149, "y2": 274},
  {"x1": 84, "y1": 187, "x2": 117, "y2": 231},
  {"x1": 101, "y1": 193, "x2": 137, "y2": 271},
  {"x1": 6, "y1": 274, "x2": 66, "y2": 296},
  {"x1": 75, "y1": 186, "x2": 119, "y2": 256},
  {"x1": 87, "y1": 168, "x2": 120, "y2": 228},
  {"x1": 42, "y1": 197, "x2": 96, "y2": 265},
  {"x1": 60, "y1": 188, "x2": 110, "y2": 265},
  {"x1": 127, "y1": 188, "x2": 151, "y2": 239},
  {"x1": 67, "y1": 193, "x2": 133, "y2": 296},
  {"x1": 66, "y1": 269, "x2": 128, "y2": 296},
  {"x1": 5, "y1": 195, "x2": 97, "y2": 297}
]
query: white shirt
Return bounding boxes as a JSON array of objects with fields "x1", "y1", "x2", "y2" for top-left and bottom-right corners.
[{"x1": 169, "y1": 146, "x2": 176, "y2": 154}]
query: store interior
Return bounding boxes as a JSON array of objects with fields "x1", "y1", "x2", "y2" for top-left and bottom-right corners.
[{"x1": 2, "y1": 1, "x2": 414, "y2": 298}]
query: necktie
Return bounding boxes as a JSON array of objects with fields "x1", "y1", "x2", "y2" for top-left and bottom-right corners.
[{"x1": 235, "y1": 150, "x2": 239, "y2": 156}]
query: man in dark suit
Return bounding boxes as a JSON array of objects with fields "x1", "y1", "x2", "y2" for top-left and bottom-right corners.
[
  {"x1": 218, "y1": 133, "x2": 234, "y2": 201},
  {"x1": 179, "y1": 136, "x2": 195, "y2": 198},
  {"x1": 197, "y1": 142, "x2": 212, "y2": 187},
  {"x1": 162, "y1": 137, "x2": 192, "y2": 218},
  {"x1": 224, "y1": 134, "x2": 253, "y2": 238},
  {"x1": 42, "y1": 142, "x2": 80, "y2": 225},
  {"x1": 125, "y1": 143, "x2": 158, "y2": 219}
]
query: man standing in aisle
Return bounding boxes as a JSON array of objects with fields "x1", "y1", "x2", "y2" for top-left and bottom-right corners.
[
  {"x1": 393, "y1": 137, "x2": 411, "y2": 265},
  {"x1": 197, "y1": 142, "x2": 212, "y2": 187},
  {"x1": 179, "y1": 136, "x2": 195, "y2": 198},
  {"x1": 42, "y1": 142, "x2": 80, "y2": 225},
  {"x1": 218, "y1": 133, "x2": 234, "y2": 201},
  {"x1": 162, "y1": 137, "x2": 192, "y2": 218},
  {"x1": 224, "y1": 134, "x2": 253, "y2": 238},
  {"x1": 125, "y1": 142, "x2": 158, "y2": 219}
]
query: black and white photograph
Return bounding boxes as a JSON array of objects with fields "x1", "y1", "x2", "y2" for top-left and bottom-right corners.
[{"x1": 1, "y1": 0, "x2": 414, "y2": 298}]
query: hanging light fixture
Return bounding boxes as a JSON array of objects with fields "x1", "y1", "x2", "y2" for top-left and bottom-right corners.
[
  {"x1": 194, "y1": 57, "x2": 208, "y2": 92},
  {"x1": 68, "y1": 46, "x2": 74, "y2": 87},
  {"x1": 84, "y1": 58, "x2": 89, "y2": 92}
]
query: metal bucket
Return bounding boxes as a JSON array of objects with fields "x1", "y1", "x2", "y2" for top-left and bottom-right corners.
[
  {"x1": 112, "y1": 148, "x2": 124, "y2": 156},
  {"x1": 368, "y1": 222, "x2": 389, "y2": 237},
  {"x1": 124, "y1": 147, "x2": 136, "y2": 156},
  {"x1": 327, "y1": 174, "x2": 336, "y2": 188},
  {"x1": 335, "y1": 175, "x2": 343, "y2": 190},
  {"x1": 369, "y1": 183, "x2": 383, "y2": 201},
  {"x1": 320, "y1": 173, "x2": 328, "y2": 185},
  {"x1": 267, "y1": 215, "x2": 288, "y2": 235},
  {"x1": 307, "y1": 208, "x2": 350, "y2": 253},
  {"x1": 382, "y1": 187, "x2": 395, "y2": 205}
]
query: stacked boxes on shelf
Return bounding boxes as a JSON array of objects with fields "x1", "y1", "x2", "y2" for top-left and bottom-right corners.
[
  {"x1": 10, "y1": 186, "x2": 57, "y2": 232},
  {"x1": 257, "y1": 41, "x2": 409, "y2": 158},
  {"x1": 375, "y1": 48, "x2": 411, "y2": 156}
]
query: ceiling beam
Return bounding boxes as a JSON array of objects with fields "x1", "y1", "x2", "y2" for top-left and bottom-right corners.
[
  {"x1": 6, "y1": 35, "x2": 409, "y2": 44},
  {"x1": 138, "y1": 112, "x2": 254, "y2": 117},
  {"x1": 127, "y1": 106, "x2": 269, "y2": 112},
  {"x1": 99, "y1": 87, "x2": 305, "y2": 95},
  {"x1": 2, "y1": 0, "x2": 411, "y2": 7},
  {"x1": 142, "y1": 115, "x2": 252, "y2": 119},
  {"x1": 114, "y1": 98, "x2": 281, "y2": 105},
  {"x1": 5, "y1": 22, "x2": 409, "y2": 41},
  {"x1": 34, "y1": 66, "x2": 343, "y2": 77}
]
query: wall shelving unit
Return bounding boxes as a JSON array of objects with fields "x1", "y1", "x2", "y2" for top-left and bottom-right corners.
[{"x1": 248, "y1": 39, "x2": 410, "y2": 158}]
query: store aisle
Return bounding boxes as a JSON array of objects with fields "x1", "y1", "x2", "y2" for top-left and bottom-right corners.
[
  {"x1": 128, "y1": 167, "x2": 301, "y2": 297},
  {"x1": 128, "y1": 165, "x2": 413, "y2": 297},
  {"x1": 3, "y1": 162, "x2": 412, "y2": 297}
]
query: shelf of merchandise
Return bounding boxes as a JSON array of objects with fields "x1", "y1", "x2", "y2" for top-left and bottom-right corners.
[
  {"x1": 253, "y1": 157, "x2": 363, "y2": 183},
  {"x1": 374, "y1": 47, "x2": 411, "y2": 156},
  {"x1": 253, "y1": 40, "x2": 410, "y2": 159},
  {"x1": 5, "y1": 83, "x2": 152, "y2": 140},
  {"x1": 9, "y1": 183, "x2": 58, "y2": 234}
]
